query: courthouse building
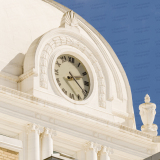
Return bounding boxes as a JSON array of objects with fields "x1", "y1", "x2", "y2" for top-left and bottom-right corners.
[{"x1": 0, "y1": 0, "x2": 159, "y2": 160}]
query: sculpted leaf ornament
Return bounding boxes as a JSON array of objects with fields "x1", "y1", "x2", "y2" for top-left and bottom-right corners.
[{"x1": 60, "y1": 10, "x2": 80, "y2": 32}]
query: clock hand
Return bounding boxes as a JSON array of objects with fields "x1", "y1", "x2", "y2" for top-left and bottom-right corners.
[
  {"x1": 69, "y1": 72, "x2": 87, "y2": 96},
  {"x1": 67, "y1": 76, "x2": 83, "y2": 80},
  {"x1": 63, "y1": 77, "x2": 77, "y2": 96}
]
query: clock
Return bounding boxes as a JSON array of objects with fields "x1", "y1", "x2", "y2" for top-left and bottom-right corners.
[{"x1": 54, "y1": 54, "x2": 90, "y2": 101}]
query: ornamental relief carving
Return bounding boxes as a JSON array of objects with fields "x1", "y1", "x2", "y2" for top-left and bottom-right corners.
[{"x1": 39, "y1": 36, "x2": 106, "y2": 108}]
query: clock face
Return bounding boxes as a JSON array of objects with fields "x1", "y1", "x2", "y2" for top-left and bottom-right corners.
[{"x1": 54, "y1": 54, "x2": 90, "y2": 101}]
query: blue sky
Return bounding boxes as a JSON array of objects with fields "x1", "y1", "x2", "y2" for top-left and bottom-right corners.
[{"x1": 55, "y1": 0, "x2": 160, "y2": 134}]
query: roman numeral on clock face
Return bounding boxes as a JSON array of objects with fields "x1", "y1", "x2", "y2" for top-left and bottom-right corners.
[
  {"x1": 60, "y1": 56, "x2": 66, "y2": 63},
  {"x1": 56, "y1": 78, "x2": 61, "y2": 86},
  {"x1": 54, "y1": 69, "x2": 59, "y2": 75},
  {"x1": 84, "y1": 81, "x2": 89, "y2": 86},
  {"x1": 56, "y1": 61, "x2": 61, "y2": 67},
  {"x1": 54, "y1": 54, "x2": 90, "y2": 101},
  {"x1": 77, "y1": 94, "x2": 82, "y2": 100},
  {"x1": 69, "y1": 93, "x2": 75, "y2": 100},
  {"x1": 62, "y1": 88, "x2": 67, "y2": 95},
  {"x1": 68, "y1": 56, "x2": 74, "y2": 63},
  {"x1": 82, "y1": 72, "x2": 87, "y2": 76}
]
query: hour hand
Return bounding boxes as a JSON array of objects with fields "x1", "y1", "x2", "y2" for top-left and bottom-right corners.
[
  {"x1": 67, "y1": 76, "x2": 83, "y2": 80},
  {"x1": 69, "y1": 72, "x2": 87, "y2": 96}
]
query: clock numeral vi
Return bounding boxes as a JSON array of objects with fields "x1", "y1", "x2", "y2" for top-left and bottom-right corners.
[
  {"x1": 68, "y1": 56, "x2": 74, "y2": 63},
  {"x1": 84, "y1": 81, "x2": 89, "y2": 86},
  {"x1": 62, "y1": 88, "x2": 67, "y2": 95}
]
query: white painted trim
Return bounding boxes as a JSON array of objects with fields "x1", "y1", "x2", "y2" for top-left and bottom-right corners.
[{"x1": 0, "y1": 135, "x2": 22, "y2": 152}]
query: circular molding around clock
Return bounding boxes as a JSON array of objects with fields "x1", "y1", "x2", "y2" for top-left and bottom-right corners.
[{"x1": 49, "y1": 46, "x2": 96, "y2": 105}]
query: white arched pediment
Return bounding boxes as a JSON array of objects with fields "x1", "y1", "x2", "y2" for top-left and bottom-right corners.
[
  {"x1": 24, "y1": 28, "x2": 107, "y2": 108},
  {"x1": 23, "y1": 9, "x2": 135, "y2": 128}
]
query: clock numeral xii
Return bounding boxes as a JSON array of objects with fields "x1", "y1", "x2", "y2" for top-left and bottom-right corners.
[
  {"x1": 68, "y1": 56, "x2": 74, "y2": 63},
  {"x1": 60, "y1": 56, "x2": 66, "y2": 63}
]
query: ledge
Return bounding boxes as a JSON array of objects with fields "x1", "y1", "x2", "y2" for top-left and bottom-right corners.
[
  {"x1": 0, "y1": 135, "x2": 22, "y2": 152},
  {"x1": 0, "y1": 72, "x2": 19, "y2": 83},
  {"x1": 0, "y1": 85, "x2": 155, "y2": 141}
]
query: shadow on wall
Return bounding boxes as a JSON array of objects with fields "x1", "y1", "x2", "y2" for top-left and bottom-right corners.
[
  {"x1": 144, "y1": 152, "x2": 160, "y2": 160},
  {"x1": 2, "y1": 53, "x2": 25, "y2": 76}
]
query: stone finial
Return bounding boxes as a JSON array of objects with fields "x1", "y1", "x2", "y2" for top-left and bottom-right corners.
[
  {"x1": 60, "y1": 10, "x2": 80, "y2": 33},
  {"x1": 139, "y1": 95, "x2": 157, "y2": 136},
  {"x1": 145, "y1": 94, "x2": 150, "y2": 103}
]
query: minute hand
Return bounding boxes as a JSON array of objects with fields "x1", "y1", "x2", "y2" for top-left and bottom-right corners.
[{"x1": 69, "y1": 72, "x2": 86, "y2": 95}]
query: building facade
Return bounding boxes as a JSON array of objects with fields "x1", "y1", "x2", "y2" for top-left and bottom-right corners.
[{"x1": 0, "y1": 0, "x2": 160, "y2": 160}]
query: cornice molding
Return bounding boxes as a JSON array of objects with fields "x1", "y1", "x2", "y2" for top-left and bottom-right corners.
[
  {"x1": 18, "y1": 69, "x2": 38, "y2": 82},
  {"x1": 112, "y1": 109, "x2": 134, "y2": 119},
  {"x1": 0, "y1": 72, "x2": 19, "y2": 83},
  {"x1": 0, "y1": 69, "x2": 38, "y2": 83},
  {"x1": 0, "y1": 85, "x2": 154, "y2": 140}
]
